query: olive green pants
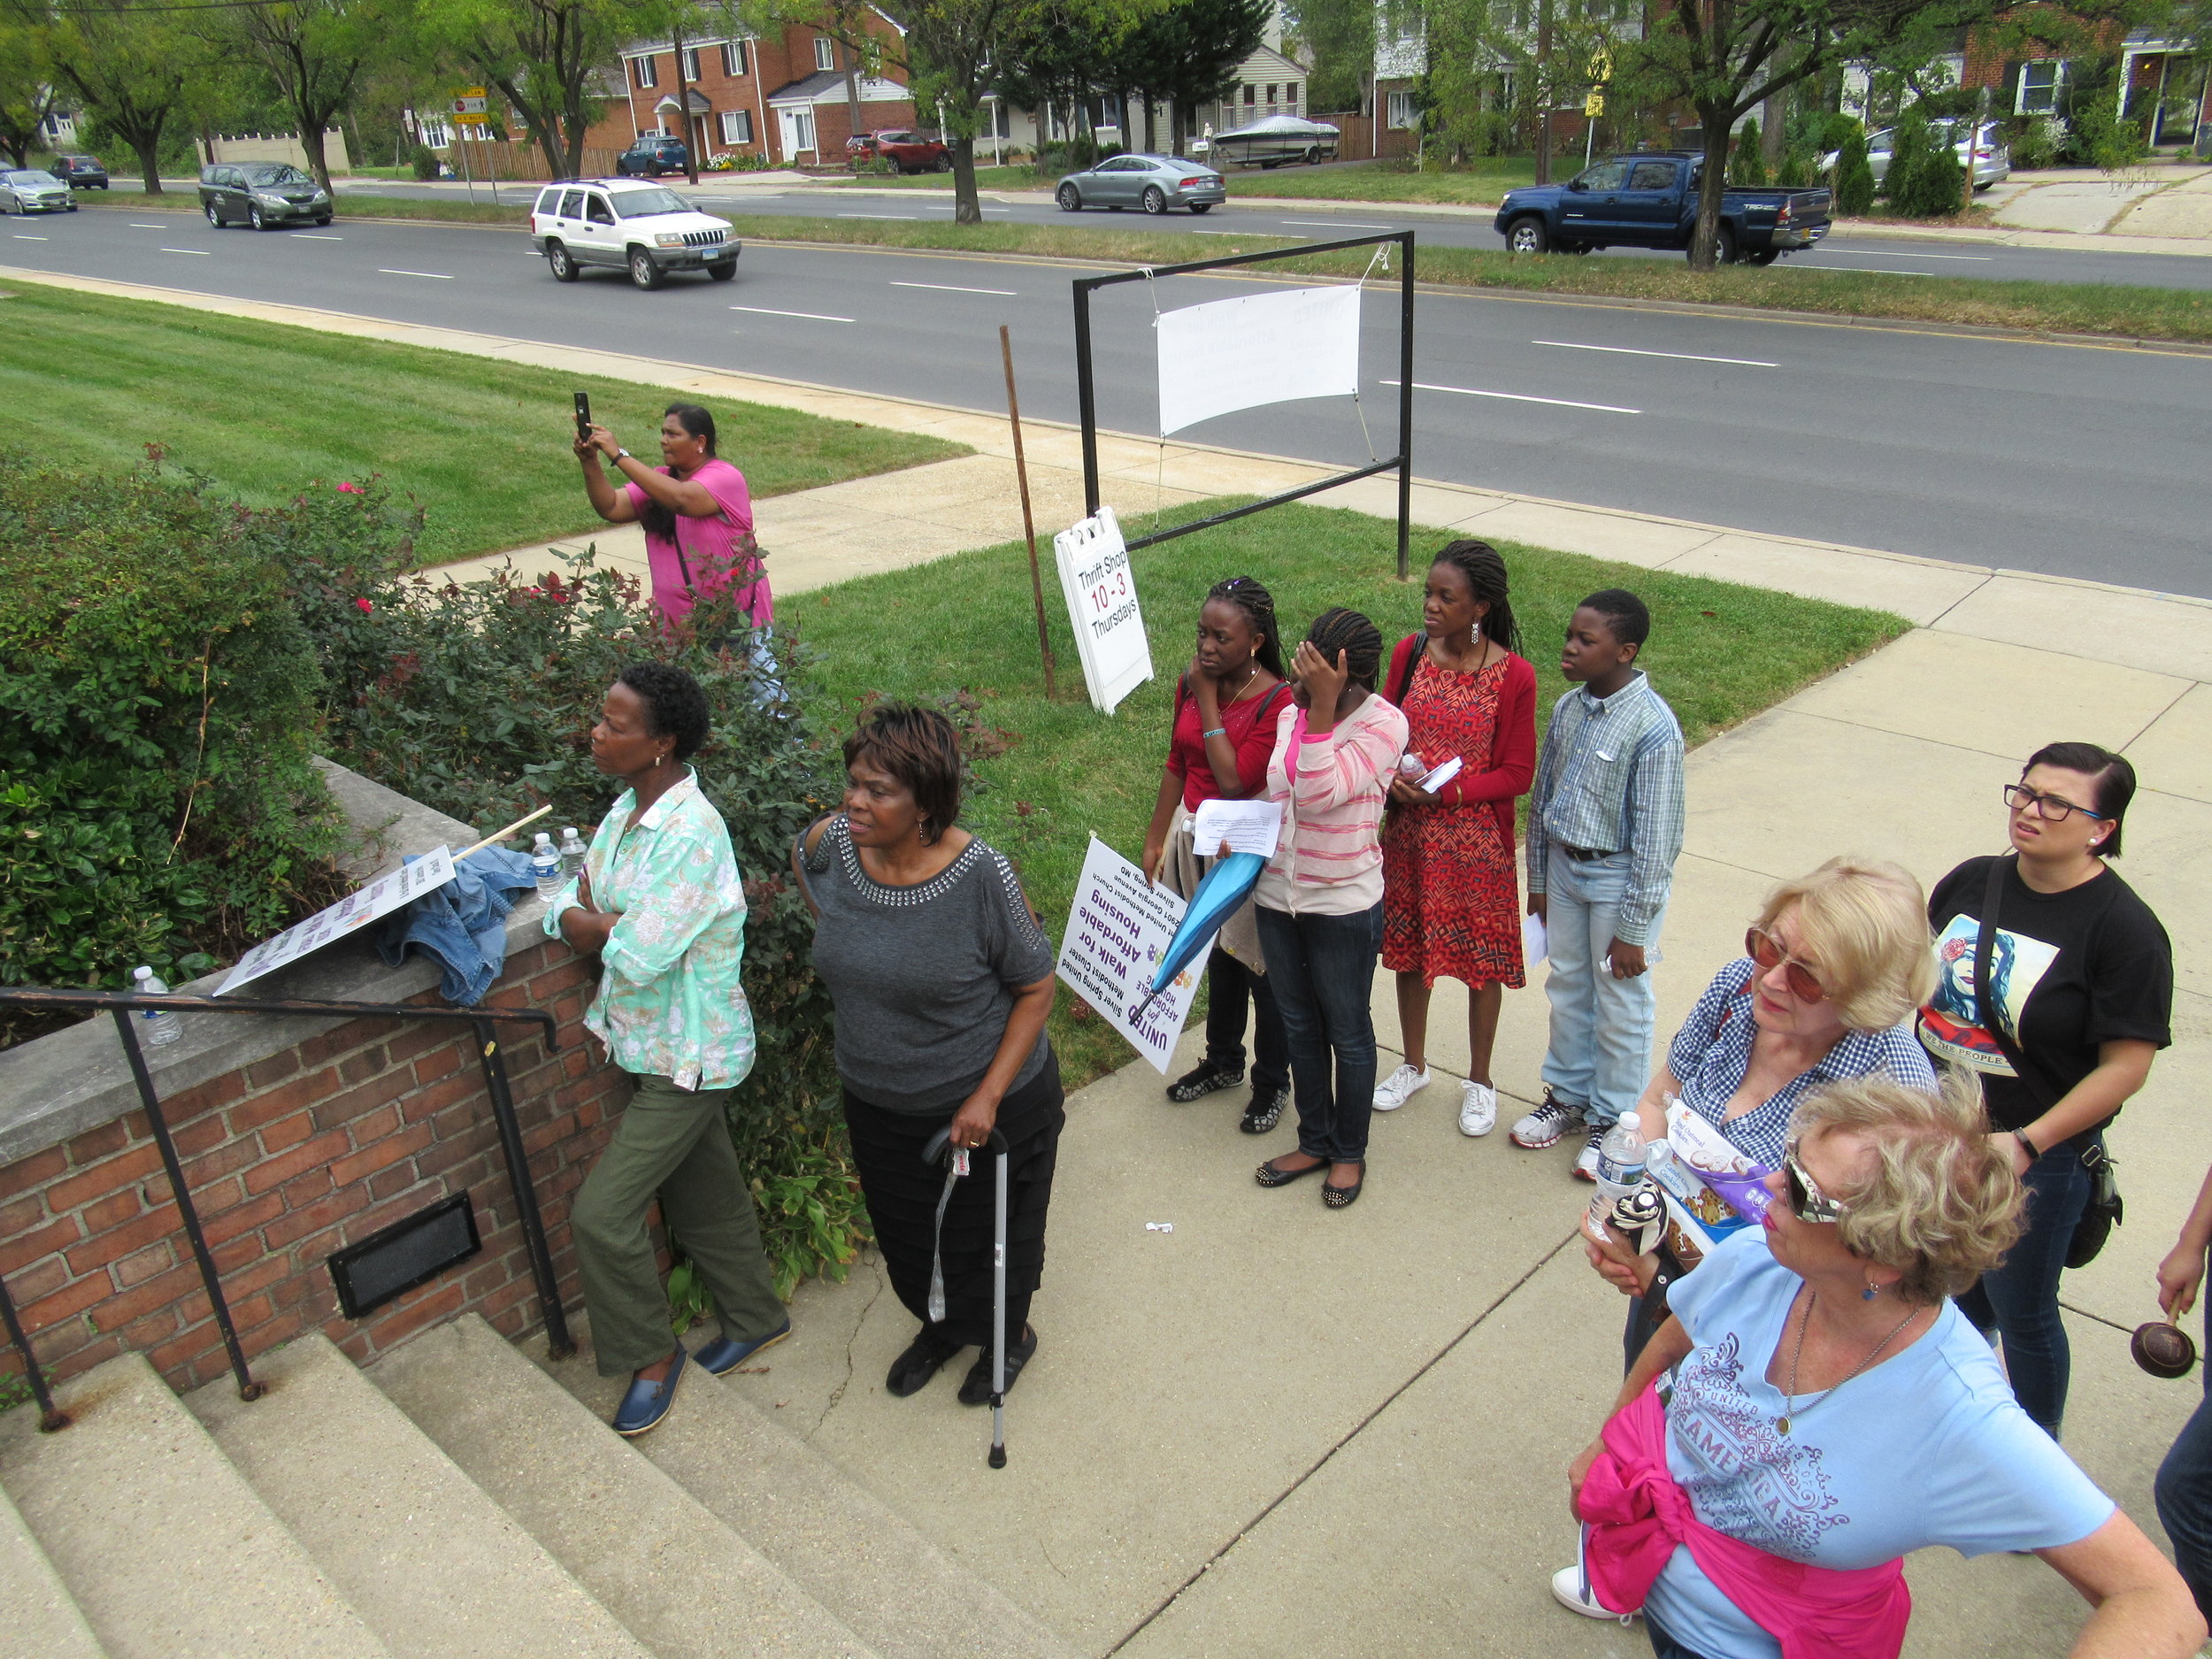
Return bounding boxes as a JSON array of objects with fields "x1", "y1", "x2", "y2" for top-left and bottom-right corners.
[{"x1": 571, "y1": 1072, "x2": 786, "y2": 1377}]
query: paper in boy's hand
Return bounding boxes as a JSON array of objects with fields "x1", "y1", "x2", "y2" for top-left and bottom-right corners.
[
  {"x1": 1415, "y1": 756, "x2": 1463, "y2": 794},
  {"x1": 1191, "y1": 798, "x2": 1283, "y2": 859},
  {"x1": 1522, "y1": 911, "x2": 1548, "y2": 965}
]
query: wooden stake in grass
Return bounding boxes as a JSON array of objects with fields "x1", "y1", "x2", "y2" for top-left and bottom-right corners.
[{"x1": 1000, "y1": 324, "x2": 1056, "y2": 700}]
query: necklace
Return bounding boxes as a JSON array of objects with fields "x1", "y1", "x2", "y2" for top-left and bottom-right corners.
[
  {"x1": 1775, "y1": 1292, "x2": 1918, "y2": 1435},
  {"x1": 1222, "y1": 664, "x2": 1263, "y2": 704}
]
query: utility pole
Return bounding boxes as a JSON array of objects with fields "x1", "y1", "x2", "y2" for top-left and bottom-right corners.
[
  {"x1": 673, "y1": 26, "x2": 698, "y2": 183},
  {"x1": 1533, "y1": 0, "x2": 1554, "y2": 185}
]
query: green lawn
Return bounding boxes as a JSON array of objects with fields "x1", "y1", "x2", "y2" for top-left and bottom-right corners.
[
  {"x1": 1225, "y1": 157, "x2": 1538, "y2": 204},
  {"x1": 795, "y1": 496, "x2": 1910, "y2": 1089},
  {"x1": 867, "y1": 165, "x2": 1046, "y2": 191},
  {"x1": 0, "y1": 284, "x2": 967, "y2": 565}
]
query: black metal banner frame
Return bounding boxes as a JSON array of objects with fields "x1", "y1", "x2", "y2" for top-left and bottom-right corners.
[{"x1": 1073, "y1": 230, "x2": 1416, "y2": 579}]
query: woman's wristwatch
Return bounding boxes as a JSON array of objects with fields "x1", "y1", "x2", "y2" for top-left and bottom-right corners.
[
  {"x1": 613, "y1": 448, "x2": 632, "y2": 463},
  {"x1": 2013, "y1": 1128, "x2": 2042, "y2": 1161}
]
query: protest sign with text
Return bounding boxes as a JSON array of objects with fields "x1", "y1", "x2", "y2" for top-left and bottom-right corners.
[
  {"x1": 1052, "y1": 506, "x2": 1153, "y2": 716},
  {"x1": 219, "y1": 847, "x2": 457, "y2": 995},
  {"x1": 1055, "y1": 837, "x2": 1199, "y2": 1072}
]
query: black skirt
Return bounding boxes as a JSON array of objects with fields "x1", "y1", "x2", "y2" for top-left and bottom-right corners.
[{"x1": 842, "y1": 1050, "x2": 1064, "y2": 1348}]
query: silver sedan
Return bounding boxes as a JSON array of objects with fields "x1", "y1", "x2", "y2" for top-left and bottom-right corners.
[
  {"x1": 1, "y1": 170, "x2": 77, "y2": 214},
  {"x1": 1056, "y1": 154, "x2": 1226, "y2": 216}
]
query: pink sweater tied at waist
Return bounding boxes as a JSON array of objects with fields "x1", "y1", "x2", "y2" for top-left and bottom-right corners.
[{"x1": 1576, "y1": 1384, "x2": 1911, "y2": 1659}]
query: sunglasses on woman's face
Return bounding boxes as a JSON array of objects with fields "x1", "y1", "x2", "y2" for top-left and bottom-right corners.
[
  {"x1": 1783, "y1": 1141, "x2": 1848, "y2": 1225},
  {"x1": 1745, "y1": 926, "x2": 1825, "y2": 1003}
]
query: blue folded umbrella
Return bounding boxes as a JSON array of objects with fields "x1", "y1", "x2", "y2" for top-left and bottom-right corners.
[{"x1": 1131, "y1": 850, "x2": 1265, "y2": 1022}]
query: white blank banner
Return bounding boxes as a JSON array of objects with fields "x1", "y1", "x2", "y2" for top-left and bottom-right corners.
[{"x1": 1156, "y1": 284, "x2": 1362, "y2": 436}]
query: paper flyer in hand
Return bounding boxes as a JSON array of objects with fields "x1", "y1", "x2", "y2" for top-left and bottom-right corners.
[
  {"x1": 219, "y1": 846, "x2": 457, "y2": 995},
  {"x1": 1648, "y1": 1099, "x2": 1769, "y2": 1266},
  {"x1": 1189, "y1": 797, "x2": 1283, "y2": 859}
]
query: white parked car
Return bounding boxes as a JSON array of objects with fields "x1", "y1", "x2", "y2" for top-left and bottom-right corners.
[
  {"x1": 0, "y1": 170, "x2": 76, "y2": 214},
  {"x1": 528, "y1": 179, "x2": 738, "y2": 290},
  {"x1": 1822, "y1": 119, "x2": 2011, "y2": 189}
]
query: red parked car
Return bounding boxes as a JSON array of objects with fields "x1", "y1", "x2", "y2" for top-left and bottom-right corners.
[{"x1": 848, "y1": 129, "x2": 950, "y2": 173}]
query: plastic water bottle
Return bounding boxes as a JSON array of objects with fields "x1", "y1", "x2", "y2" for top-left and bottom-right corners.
[
  {"x1": 1587, "y1": 1120, "x2": 1649, "y2": 1233},
  {"x1": 529, "y1": 832, "x2": 563, "y2": 900},
  {"x1": 558, "y1": 826, "x2": 588, "y2": 879},
  {"x1": 131, "y1": 966, "x2": 183, "y2": 1047}
]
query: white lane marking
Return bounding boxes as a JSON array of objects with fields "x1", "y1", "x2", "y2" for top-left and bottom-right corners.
[
  {"x1": 378, "y1": 268, "x2": 454, "y2": 279},
  {"x1": 1381, "y1": 379, "x2": 1640, "y2": 415},
  {"x1": 1793, "y1": 265, "x2": 1932, "y2": 277},
  {"x1": 1807, "y1": 247, "x2": 1993, "y2": 261},
  {"x1": 12, "y1": 234, "x2": 48, "y2": 241},
  {"x1": 1281, "y1": 219, "x2": 1394, "y2": 230},
  {"x1": 159, "y1": 246, "x2": 209, "y2": 255},
  {"x1": 889, "y1": 280, "x2": 1017, "y2": 296},
  {"x1": 295, "y1": 232, "x2": 343, "y2": 240},
  {"x1": 920, "y1": 204, "x2": 1010, "y2": 212},
  {"x1": 729, "y1": 304, "x2": 855, "y2": 322},
  {"x1": 1532, "y1": 339, "x2": 1778, "y2": 368},
  {"x1": 838, "y1": 212, "x2": 918, "y2": 220},
  {"x1": 128, "y1": 222, "x2": 166, "y2": 228}
]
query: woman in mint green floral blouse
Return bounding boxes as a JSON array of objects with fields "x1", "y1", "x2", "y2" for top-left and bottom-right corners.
[{"x1": 546, "y1": 663, "x2": 790, "y2": 1438}]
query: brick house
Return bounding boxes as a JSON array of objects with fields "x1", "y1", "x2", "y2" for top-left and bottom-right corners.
[{"x1": 587, "y1": 8, "x2": 918, "y2": 167}]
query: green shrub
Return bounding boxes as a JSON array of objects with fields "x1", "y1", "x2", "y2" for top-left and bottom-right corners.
[
  {"x1": 1885, "y1": 104, "x2": 1963, "y2": 217},
  {"x1": 410, "y1": 143, "x2": 441, "y2": 181},
  {"x1": 1729, "y1": 119, "x2": 1768, "y2": 186},
  {"x1": 2008, "y1": 114, "x2": 2059, "y2": 172},
  {"x1": 273, "y1": 480, "x2": 865, "y2": 1295},
  {"x1": 0, "y1": 455, "x2": 341, "y2": 1036}
]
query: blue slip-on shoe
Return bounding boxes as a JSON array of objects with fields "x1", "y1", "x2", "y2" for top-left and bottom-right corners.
[
  {"x1": 611, "y1": 1343, "x2": 688, "y2": 1437},
  {"x1": 695, "y1": 1318, "x2": 792, "y2": 1377}
]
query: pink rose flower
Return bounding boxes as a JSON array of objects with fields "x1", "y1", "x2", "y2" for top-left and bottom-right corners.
[
  {"x1": 338, "y1": 481, "x2": 363, "y2": 494},
  {"x1": 355, "y1": 597, "x2": 373, "y2": 613}
]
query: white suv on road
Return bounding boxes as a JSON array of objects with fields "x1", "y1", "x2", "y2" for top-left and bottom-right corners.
[{"x1": 529, "y1": 179, "x2": 739, "y2": 290}]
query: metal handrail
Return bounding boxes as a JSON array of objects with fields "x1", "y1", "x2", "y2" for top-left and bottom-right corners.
[{"x1": 0, "y1": 987, "x2": 574, "y2": 1431}]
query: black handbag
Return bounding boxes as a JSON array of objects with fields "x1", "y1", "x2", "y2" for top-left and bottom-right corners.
[{"x1": 1974, "y1": 856, "x2": 2121, "y2": 1270}]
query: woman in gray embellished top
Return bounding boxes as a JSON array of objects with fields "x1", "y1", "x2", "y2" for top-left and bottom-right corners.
[{"x1": 793, "y1": 704, "x2": 1063, "y2": 1405}]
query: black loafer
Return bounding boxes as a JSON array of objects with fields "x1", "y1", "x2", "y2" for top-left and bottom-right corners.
[
  {"x1": 1256, "y1": 1152, "x2": 1326, "y2": 1187},
  {"x1": 1168, "y1": 1062, "x2": 1244, "y2": 1103},
  {"x1": 1322, "y1": 1161, "x2": 1367, "y2": 1209},
  {"x1": 1240, "y1": 1086, "x2": 1289, "y2": 1135},
  {"x1": 886, "y1": 1324, "x2": 963, "y2": 1397},
  {"x1": 957, "y1": 1325, "x2": 1039, "y2": 1406}
]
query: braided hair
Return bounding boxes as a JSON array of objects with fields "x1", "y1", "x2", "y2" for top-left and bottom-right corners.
[
  {"x1": 1204, "y1": 575, "x2": 1285, "y2": 679},
  {"x1": 1305, "y1": 606, "x2": 1384, "y2": 691},
  {"x1": 1432, "y1": 540, "x2": 1523, "y2": 657}
]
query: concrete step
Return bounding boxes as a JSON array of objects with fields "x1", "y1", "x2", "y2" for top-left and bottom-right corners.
[
  {"x1": 371, "y1": 1315, "x2": 877, "y2": 1659},
  {"x1": 0, "y1": 1479, "x2": 106, "y2": 1658},
  {"x1": 0, "y1": 1351, "x2": 389, "y2": 1659},
  {"x1": 540, "y1": 1321, "x2": 1073, "y2": 1659},
  {"x1": 187, "y1": 1331, "x2": 653, "y2": 1659}
]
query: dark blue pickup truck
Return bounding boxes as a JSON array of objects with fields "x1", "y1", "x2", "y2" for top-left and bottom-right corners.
[{"x1": 1493, "y1": 151, "x2": 1830, "y2": 265}]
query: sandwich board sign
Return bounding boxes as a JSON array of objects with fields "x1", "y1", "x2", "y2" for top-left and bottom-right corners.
[
  {"x1": 1054, "y1": 837, "x2": 1197, "y2": 1072},
  {"x1": 1052, "y1": 506, "x2": 1153, "y2": 716}
]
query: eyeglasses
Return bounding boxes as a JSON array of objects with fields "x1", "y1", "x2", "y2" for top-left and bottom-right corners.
[
  {"x1": 2002, "y1": 784, "x2": 2108, "y2": 824},
  {"x1": 1745, "y1": 926, "x2": 1825, "y2": 1003},
  {"x1": 1783, "y1": 1141, "x2": 1848, "y2": 1225}
]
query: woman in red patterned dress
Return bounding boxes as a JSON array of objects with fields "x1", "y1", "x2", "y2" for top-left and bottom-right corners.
[{"x1": 1373, "y1": 541, "x2": 1538, "y2": 1138}]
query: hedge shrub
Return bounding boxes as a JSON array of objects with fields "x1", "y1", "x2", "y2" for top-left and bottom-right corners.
[{"x1": 0, "y1": 455, "x2": 341, "y2": 1038}]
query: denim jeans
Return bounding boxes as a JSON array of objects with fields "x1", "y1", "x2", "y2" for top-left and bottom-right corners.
[
  {"x1": 1955, "y1": 1138, "x2": 2091, "y2": 1437},
  {"x1": 2158, "y1": 1299, "x2": 2212, "y2": 1624},
  {"x1": 1254, "y1": 902, "x2": 1384, "y2": 1164},
  {"x1": 1646, "y1": 1611, "x2": 1716, "y2": 1659},
  {"x1": 1203, "y1": 946, "x2": 1289, "y2": 1098},
  {"x1": 1540, "y1": 850, "x2": 1666, "y2": 1130}
]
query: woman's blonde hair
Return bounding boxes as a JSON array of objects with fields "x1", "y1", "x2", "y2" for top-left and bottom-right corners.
[
  {"x1": 1756, "y1": 857, "x2": 1936, "y2": 1032},
  {"x1": 1792, "y1": 1071, "x2": 2023, "y2": 1306}
]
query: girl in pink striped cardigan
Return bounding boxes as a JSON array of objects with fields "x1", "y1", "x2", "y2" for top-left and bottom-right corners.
[{"x1": 1250, "y1": 608, "x2": 1409, "y2": 1210}]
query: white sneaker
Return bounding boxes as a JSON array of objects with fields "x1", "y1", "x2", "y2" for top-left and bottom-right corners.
[
  {"x1": 1550, "y1": 1561, "x2": 1634, "y2": 1623},
  {"x1": 1457, "y1": 1080, "x2": 1497, "y2": 1137},
  {"x1": 1510, "y1": 1090, "x2": 1584, "y2": 1148},
  {"x1": 1371, "y1": 1064, "x2": 1431, "y2": 1112},
  {"x1": 1571, "y1": 1124, "x2": 1606, "y2": 1182}
]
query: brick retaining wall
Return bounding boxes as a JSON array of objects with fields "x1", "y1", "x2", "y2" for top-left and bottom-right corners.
[{"x1": 0, "y1": 936, "x2": 623, "y2": 1395}]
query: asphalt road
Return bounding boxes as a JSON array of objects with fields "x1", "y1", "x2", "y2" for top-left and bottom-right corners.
[
  {"x1": 332, "y1": 177, "x2": 2212, "y2": 292},
  {"x1": 10, "y1": 204, "x2": 2212, "y2": 597}
]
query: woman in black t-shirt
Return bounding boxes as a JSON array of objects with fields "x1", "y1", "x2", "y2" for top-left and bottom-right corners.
[{"x1": 1922, "y1": 741, "x2": 2173, "y2": 1437}]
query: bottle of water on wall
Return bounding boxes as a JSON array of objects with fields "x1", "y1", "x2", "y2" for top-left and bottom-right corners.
[
  {"x1": 558, "y1": 826, "x2": 588, "y2": 879},
  {"x1": 530, "y1": 832, "x2": 563, "y2": 900},
  {"x1": 131, "y1": 966, "x2": 184, "y2": 1047}
]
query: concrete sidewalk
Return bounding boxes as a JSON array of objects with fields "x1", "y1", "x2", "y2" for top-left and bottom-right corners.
[{"x1": 10, "y1": 263, "x2": 2208, "y2": 1654}]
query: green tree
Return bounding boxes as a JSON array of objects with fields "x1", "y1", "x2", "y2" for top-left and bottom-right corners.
[
  {"x1": 230, "y1": 0, "x2": 404, "y2": 193},
  {"x1": 1730, "y1": 114, "x2": 1767, "y2": 183},
  {"x1": 45, "y1": 0, "x2": 205, "y2": 192},
  {"x1": 0, "y1": 16, "x2": 58, "y2": 170},
  {"x1": 1282, "y1": 0, "x2": 1371, "y2": 113},
  {"x1": 1883, "y1": 98, "x2": 1962, "y2": 213},
  {"x1": 1112, "y1": 0, "x2": 1269, "y2": 156},
  {"x1": 1829, "y1": 113, "x2": 1875, "y2": 212}
]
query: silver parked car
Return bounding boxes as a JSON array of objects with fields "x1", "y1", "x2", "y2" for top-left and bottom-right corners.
[
  {"x1": 1, "y1": 170, "x2": 77, "y2": 214},
  {"x1": 1823, "y1": 119, "x2": 2010, "y2": 189},
  {"x1": 1056, "y1": 154, "x2": 1226, "y2": 215}
]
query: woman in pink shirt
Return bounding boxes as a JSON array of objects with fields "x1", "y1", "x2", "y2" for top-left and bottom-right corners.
[
  {"x1": 576, "y1": 403, "x2": 766, "y2": 635},
  {"x1": 1251, "y1": 608, "x2": 1409, "y2": 1210}
]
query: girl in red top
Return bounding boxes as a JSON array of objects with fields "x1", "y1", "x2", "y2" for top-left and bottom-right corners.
[
  {"x1": 1141, "y1": 577, "x2": 1294, "y2": 1134},
  {"x1": 1374, "y1": 541, "x2": 1538, "y2": 1138}
]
